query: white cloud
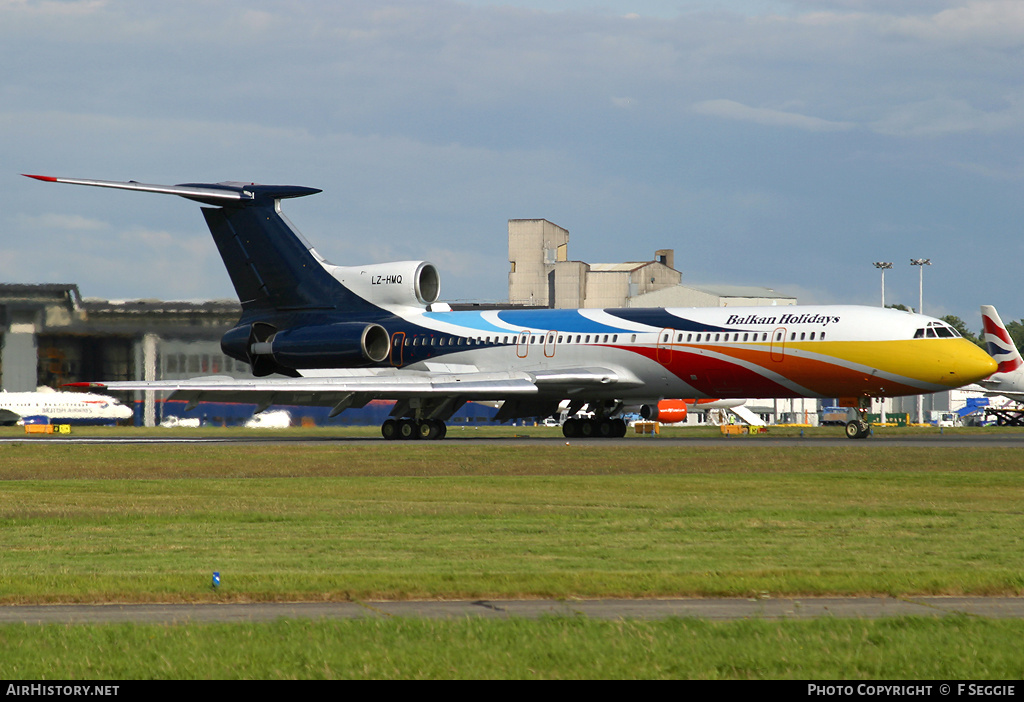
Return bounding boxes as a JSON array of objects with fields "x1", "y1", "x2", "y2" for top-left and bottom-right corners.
[
  {"x1": 871, "y1": 96, "x2": 1024, "y2": 137},
  {"x1": 691, "y1": 99, "x2": 857, "y2": 132},
  {"x1": 15, "y1": 212, "x2": 106, "y2": 231}
]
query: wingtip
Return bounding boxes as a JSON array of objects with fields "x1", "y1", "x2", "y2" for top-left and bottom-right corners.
[{"x1": 22, "y1": 174, "x2": 57, "y2": 182}]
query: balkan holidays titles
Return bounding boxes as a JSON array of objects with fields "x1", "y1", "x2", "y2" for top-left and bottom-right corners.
[{"x1": 725, "y1": 313, "x2": 841, "y2": 327}]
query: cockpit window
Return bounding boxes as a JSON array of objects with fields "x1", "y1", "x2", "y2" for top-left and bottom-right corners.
[{"x1": 914, "y1": 322, "x2": 961, "y2": 339}]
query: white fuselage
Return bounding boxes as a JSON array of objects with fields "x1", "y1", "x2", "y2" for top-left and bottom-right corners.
[
  {"x1": 0, "y1": 391, "x2": 133, "y2": 423},
  {"x1": 298, "y1": 304, "x2": 996, "y2": 402}
]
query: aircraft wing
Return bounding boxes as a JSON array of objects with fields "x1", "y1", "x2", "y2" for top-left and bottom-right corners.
[
  {"x1": 0, "y1": 408, "x2": 22, "y2": 424},
  {"x1": 69, "y1": 366, "x2": 641, "y2": 407}
]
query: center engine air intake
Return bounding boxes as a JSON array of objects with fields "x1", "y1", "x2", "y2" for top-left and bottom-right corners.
[{"x1": 327, "y1": 260, "x2": 440, "y2": 307}]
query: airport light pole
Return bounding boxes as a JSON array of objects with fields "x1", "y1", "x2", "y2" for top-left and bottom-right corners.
[
  {"x1": 873, "y1": 262, "x2": 892, "y2": 307},
  {"x1": 910, "y1": 258, "x2": 931, "y2": 425},
  {"x1": 872, "y1": 262, "x2": 893, "y2": 425},
  {"x1": 910, "y1": 258, "x2": 930, "y2": 314}
]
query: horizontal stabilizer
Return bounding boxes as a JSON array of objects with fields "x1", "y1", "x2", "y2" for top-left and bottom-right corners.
[{"x1": 22, "y1": 174, "x2": 321, "y2": 207}]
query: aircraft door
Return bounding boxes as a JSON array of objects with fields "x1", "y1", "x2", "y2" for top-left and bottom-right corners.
[
  {"x1": 656, "y1": 328, "x2": 676, "y2": 366},
  {"x1": 544, "y1": 331, "x2": 557, "y2": 358},
  {"x1": 516, "y1": 330, "x2": 530, "y2": 359},
  {"x1": 771, "y1": 327, "x2": 786, "y2": 362},
  {"x1": 390, "y1": 332, "x2": 406, "y2": 367}
]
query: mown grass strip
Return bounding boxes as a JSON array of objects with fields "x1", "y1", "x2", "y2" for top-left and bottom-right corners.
[
  {"x1": 0, "y1": 452, "x2": 1022, "y2": 601},
  {"x1": 1, "y1": 616, "x2": 1023, "y2": 679}
]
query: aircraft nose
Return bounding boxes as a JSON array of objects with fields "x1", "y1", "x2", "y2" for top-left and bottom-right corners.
[{"x1": 952, "y1": 340, "x2": 998, "y2": 384}]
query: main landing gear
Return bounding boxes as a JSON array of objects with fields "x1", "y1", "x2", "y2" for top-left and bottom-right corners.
[
  {"x1": 381, "y1": 418, "x2": 448, "y2": 441},
  {"x1": 561, "y1": 416, "x2": 628, "y2": 439}
]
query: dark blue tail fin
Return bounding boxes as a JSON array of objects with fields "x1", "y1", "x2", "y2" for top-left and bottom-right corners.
[
  {"x1": 200, "y1": 202, "x2": 375, "y2": 317},
  {"x1": 23, "y1": 175, "x2": 382, "y2": 318}
]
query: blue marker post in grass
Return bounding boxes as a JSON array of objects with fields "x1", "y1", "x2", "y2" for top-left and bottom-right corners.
[{"x1": 212, "y1": 571, "x2": 221, "y2": 590}]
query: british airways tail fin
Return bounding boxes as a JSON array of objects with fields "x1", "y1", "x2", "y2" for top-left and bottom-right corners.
[
  {"x1": 22, "y1": 175, "x2": 380, "y2": 318},
  {"x1": 981, "y1": 305, "x2": 1023, "y2": 374},
  {"x1": 977, "y1": 305, "x2": 1024, "y2": 400}
]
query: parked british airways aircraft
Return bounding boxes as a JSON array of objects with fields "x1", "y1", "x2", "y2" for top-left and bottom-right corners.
[
  {"x1": 0, "y1": 387, "x2": 132, "y2": 425},
  {"x1": 961, "y1": 305, "x2": 1024, "y2": 403},
  {"x1": 26, "y1": 174, "x2": 997, "y2": 440}
]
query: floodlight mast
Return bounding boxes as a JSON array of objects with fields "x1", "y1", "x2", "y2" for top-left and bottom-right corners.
[
  {"x1": 910, "y1": 258, "x2": 931, "y2": 315},
  {"x1": 873, "y1": 262, "x2": 893, "y2": 307},
  {"x1": 909, "y1": 258, "x2": 932, "y2": 425}
]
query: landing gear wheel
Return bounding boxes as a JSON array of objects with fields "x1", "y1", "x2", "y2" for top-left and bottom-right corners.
[
  {"x1": 562, "y1": 418, "x2": 579, "y2": 438},
  {"x1": 381, "y1": 419, "x2": 399, "y2": 441},
  {"x1": 578, "y1": 419, "x2": 596, "y2": 438},
  {"x1": 612, "y1": 418, "x2": 627, "y2": 438},
  {"x1": 398, "y1": 418, "x2": 419, "y2": 440},
  {"x1": 418, "y1": 419, "x2": 446, "y2": 440},
  {"x1": 844, "y1": 420, "x2": 870, "y2": 439}
]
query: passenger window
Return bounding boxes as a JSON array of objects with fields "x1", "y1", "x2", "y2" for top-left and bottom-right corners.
[{"x1": 809, "y1": 332, "x2": 815, "y2": 341}]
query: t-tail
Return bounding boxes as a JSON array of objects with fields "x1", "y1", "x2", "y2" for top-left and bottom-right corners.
[{"x1": 23, "y1": 175, "x2": 440, "y2": 376}]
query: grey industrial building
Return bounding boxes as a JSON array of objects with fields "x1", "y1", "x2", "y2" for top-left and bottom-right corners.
[{"x1": 507, "y1": 218, "x2": 796, "y2": 309}]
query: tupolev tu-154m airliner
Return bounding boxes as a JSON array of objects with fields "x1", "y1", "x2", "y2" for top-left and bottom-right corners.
[{"x1": 26, "y1": 174, "x2": 997, "y2": 440}]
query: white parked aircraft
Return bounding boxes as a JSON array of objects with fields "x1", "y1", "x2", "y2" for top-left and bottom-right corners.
[
  {"x1": 26, "y1": 174, "x2": 997, "y2": 440},
  {"x1": 0, "y1": 387, "x2": 132, "y2": 425}
]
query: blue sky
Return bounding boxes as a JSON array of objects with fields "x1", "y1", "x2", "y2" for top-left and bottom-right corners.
[{"x1": 2, "y1": 0, "x2": 1022, "y2": 330}]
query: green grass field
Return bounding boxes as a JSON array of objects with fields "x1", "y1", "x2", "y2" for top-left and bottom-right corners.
[
  {"x1": 1, "y1": 426, "x2": 1022, "y2": 678},
  {"x1": 2, "y1": 616, "x2": 1024, "y2": 679}
]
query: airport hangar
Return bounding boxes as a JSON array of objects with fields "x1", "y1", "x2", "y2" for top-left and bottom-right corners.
[{"x1": 0, "y1": 220, "x2": 960, "y2": 426}]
